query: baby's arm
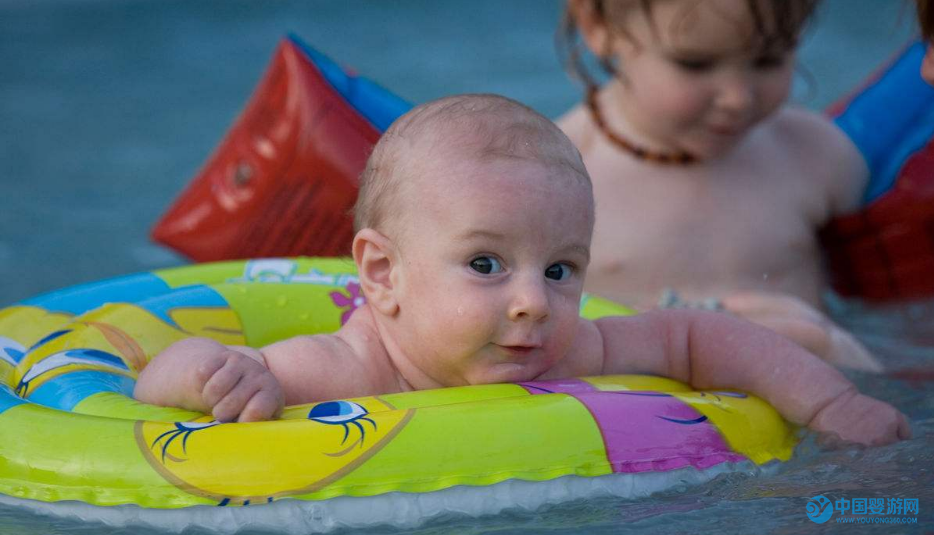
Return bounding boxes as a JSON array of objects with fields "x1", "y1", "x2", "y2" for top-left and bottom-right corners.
[
  {"x1": 135, "y1": 308, "x2": 396, "y2": 422},
  {"x1": 583, "y1": 309, "x2": 909, "y2": 446},
  {"x1": 134, "y1": 337, "x2": 284, "y2": 422}
]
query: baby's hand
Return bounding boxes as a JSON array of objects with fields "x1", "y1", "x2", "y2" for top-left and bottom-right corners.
[
  {"x1": 721, "y1": 290, "x2": 883, "y2": 372},
  {"x1": 197, "y1": 349, "x2": 285, "y2": 423},
  {"x1": 809, "y1": 389, "x2": 911, "y2": 447}
]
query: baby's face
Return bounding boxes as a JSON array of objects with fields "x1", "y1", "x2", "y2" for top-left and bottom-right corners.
[{"x1": 388, "y1": 154, "x2": 593, "y2": 387}]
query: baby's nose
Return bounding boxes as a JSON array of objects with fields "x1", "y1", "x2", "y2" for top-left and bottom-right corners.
[{"x1": 507, "y1": 277, "x2": 550, "y2": 322}]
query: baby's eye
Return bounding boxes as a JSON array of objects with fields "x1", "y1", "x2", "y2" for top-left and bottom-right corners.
[
  {"x1": 469, "y1": 256, "x2": 502, "y2": 275},
  {"x1": 674, "y1": 58, "x2": 714, "y2": 72},
  {"x1": 544, "y1": 263, "x2": 573, "y2": 281}
]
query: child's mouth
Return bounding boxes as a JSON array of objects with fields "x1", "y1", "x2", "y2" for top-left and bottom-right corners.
[{"x1": 708, "y1": 123, "x2": 743, "y2": 137}]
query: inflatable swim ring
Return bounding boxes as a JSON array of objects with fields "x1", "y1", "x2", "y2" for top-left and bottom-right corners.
[{"x1": 0, "y1": 257, "x2": 797, "y2": 518}]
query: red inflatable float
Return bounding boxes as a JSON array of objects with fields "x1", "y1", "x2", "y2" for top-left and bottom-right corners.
[{"x1": 151, "y1": 35, "x2": 409, "y2": 261}]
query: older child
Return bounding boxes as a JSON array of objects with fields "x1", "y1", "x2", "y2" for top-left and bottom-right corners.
[
  {"x1": 918, "y1": 0, "x2": 934, "y2": 82},
  {"x1": 134, "y1": 94, "x2": 907, "y2": 447},
  {"x1": 558, "y1": 0, "x2": 882, "y2": 371}
]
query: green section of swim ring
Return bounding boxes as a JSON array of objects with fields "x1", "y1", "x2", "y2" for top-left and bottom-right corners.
[
  {"x1": 0, "y1": 258, "x2": 792, "y2": 509},
  {"x1": 323, "y1": 389, "x2": 611, "y2": 496},
  {"x1": 0, "y1": 403, "x2": 215, "y2": 506}
]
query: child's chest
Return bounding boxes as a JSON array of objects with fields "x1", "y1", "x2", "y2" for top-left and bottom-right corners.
[{"x1": 585, "y1": 155, "x2": 828, "y2": 302}]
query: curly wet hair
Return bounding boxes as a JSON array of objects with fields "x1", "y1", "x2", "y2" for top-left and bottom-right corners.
[
  {"x1": 558, "y1": 0, "x2": 821, "y2": 89},
  {"x1": 919, "y1": 0, "x2": 934, "y2": 42}
]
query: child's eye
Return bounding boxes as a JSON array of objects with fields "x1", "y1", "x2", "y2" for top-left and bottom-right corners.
[
  {"x1": 469, "y1": 256, "x2": 502, "y2": 275},
  {"x1": 674, "y1": 58, "x2": 714, "y2": 72},
  {"x1": 753, "y1": 54, "x2": 787, "y2": 70},
  {"x1": 544, "y1": 263, "x2": 573, "y2": 281}
]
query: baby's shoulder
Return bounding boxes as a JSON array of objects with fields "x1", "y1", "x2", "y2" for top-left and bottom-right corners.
[
  {"x1": 264, "y1": 332, "x2": 353, "y2": 368},
  {"x1": 264, "y1": 306, "x2": 399, "y2": 400},
  {"x1": 267, "y1": 306, "x2": 383, "y2": 366},
  {"x1": 329, "y1": 305, "x2": 387, "y2": 361}
]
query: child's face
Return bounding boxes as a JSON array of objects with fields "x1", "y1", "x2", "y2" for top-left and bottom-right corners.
[
  {"x1": 605, "y1": 0, "x2": 795, "y2": 159},
  {"x1": 388, "y1": 153, "x2": 593, "y2": 387}
]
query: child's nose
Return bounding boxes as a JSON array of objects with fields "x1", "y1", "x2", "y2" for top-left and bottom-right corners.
[
  {"x1": 507, "y1": 277, "x2": 550, "y2": 322},
  {"x1": 715, "y1": 74, "x2": 755, "y2": 113}
]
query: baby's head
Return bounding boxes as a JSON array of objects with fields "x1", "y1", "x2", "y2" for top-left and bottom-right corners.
[
  {"x1": 561, "y1": 0, "x2": 820, "y2": 160},
  {"x1": 352, "y1": 94, "x2": 594, "y2": 388},
  {"x1": 354, "y1": 94, "x2": 591, "y2": 238}
]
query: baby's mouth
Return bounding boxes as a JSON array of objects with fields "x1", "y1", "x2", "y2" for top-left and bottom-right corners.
[{"x1": 496, "y1": 344, "x2": 541, "y2": 358}]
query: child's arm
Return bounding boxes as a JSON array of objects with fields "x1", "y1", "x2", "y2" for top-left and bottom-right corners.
[
  {"x1": 721, "y1": 290, "x2": 883, "y2": 372},
  {"x1": 134, "y1": 337, "x2": 285, "y2": 423},
  {"x1": 583, "y1": 309, "x2": 909, "y2": 446}
]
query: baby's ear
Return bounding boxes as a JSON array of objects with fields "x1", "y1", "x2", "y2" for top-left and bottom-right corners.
[
  {"x1": 352, "y1": 228, "x2": 399, "y2": 317},
  {"x1": 568, "y1": 0, "x2": 613, "y2": 58}
]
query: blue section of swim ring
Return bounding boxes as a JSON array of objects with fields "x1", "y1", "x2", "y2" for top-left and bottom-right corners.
[
  {"x1": 19, "y1": 268, "x2": 228, "y2": 329},
  {"x1": 26, "y1": 370, "x2": 135, "y2": 412},
  {"x1": 0, "y1": 337, "x2": 26, "y2": 365},
  {"x1": 0, "y1": 384, "x2": 26, "y2": 415},
  {"x1": 834, "y1": 41, "x2": 934, "y2": 204},
  {"x1": 20, "y1": 272, "x2": 173, "y2": 315},
  {"x1": 134, "y1": 285, "x2": 230, "y2": 329},
  {"x1": 288, "y1": 33, "x2": 413, "y2": 132}
]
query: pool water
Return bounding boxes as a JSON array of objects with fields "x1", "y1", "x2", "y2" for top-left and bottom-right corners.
[{"x1": 1, "y1": 0, "x2": 931, "y2": 533}]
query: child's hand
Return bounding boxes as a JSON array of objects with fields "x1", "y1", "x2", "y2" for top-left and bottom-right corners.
[
  {"x1": 809, "y1": 389, "x2": 911, "y2": 446},
  {"x1": 197, "y1": 349, "x2": 285, "y2": 423},
  {"x1": 721, "y1": 290, "x2": 883, "y2": 372}
]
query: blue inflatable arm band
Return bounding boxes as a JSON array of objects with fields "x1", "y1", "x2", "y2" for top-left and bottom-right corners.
[
  {"x1": 833, "y1": 41, "x2": 934, "y2": 203},
  {"x1": 288, "y1": 33, "x2": 412, "y2": 132}
]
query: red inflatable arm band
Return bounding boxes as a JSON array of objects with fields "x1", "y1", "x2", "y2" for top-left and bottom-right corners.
[
  {"x1": 820, "y1": 141, "x2": 934, "y2": 301},
  {"x1": 150, "y1": 38, "x2": 380, "y2": 261}
]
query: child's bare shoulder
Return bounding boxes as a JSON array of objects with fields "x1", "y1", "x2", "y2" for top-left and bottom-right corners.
[
  {"x1": 556, "y1": 103, "x2": 599, "y2": 152},
  {"x1": 763, "y1": 106, "x2": 868, "y2": 213},
  {"x1": 768, "y1": 107, "x2": 849, "y2": 149},
  {"x1": 768, "y1": 107, "x2": 865, "y2": 173}
]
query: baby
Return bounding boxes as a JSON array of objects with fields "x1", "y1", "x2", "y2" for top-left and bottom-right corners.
[{"x1": 134, "y1": 94, "x2": 908, "y2": 446}]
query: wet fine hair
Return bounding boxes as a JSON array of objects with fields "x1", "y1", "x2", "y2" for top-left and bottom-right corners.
[{"x1": 353, "y1": 93, "x2": 590, "y2": 234}]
